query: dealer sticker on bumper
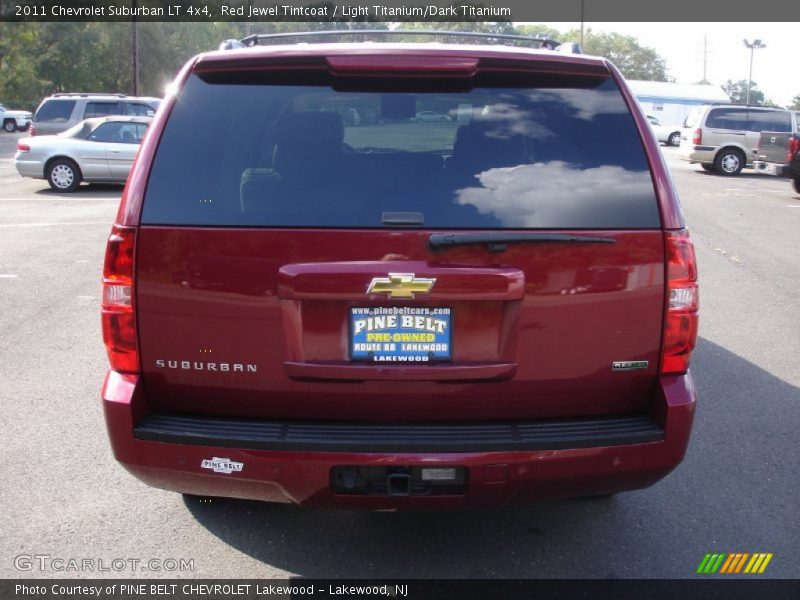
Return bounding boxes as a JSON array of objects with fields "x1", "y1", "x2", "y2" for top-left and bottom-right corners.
[{"x1": 350, "y1": 307, "x2": 452, "y2": 362}]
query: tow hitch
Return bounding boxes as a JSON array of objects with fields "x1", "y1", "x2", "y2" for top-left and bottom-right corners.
[{"x1": 332, "y1": 465, "x2": 467, "y2": 496}]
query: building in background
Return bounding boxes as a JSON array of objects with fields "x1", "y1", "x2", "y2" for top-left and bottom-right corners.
[{"x1": 629, "y1": 81, "x2": 731, "y2": 126}]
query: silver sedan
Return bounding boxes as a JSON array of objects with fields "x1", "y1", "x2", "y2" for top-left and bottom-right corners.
[
  {"x1": 15, "y1": 116, "x2": 151, "y2": 192},
  {"x1": 646, "y1": 115, "x2": 682, "y2": 147}
]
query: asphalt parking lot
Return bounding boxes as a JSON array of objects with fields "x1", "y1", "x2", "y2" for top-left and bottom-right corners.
[{"x1": 0, "y1": 131, "x2": 798, "y2": 579}]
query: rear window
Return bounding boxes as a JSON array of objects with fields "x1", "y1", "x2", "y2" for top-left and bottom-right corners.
[
  {"x1": 34, "y1": 99, "x2": 76, "y2": 123},
  {"x1": 747, "y1": 110, "x2": 792, "y2": 133},
  {"x1": 126, "y1": 102, "x2": 156, "y2": 116},
  {"x1": 84, "y1": 101, "x2": 121, "y2": 119},
  {"x1": 88, "y1": 121, "x2": 148, "y2": 143},
  {"x1": 705, "y1": 108, "x2": 748, "y2": 130},
  {"x1": 142, "y1": 72, "x2": 660, "y2": 229}
]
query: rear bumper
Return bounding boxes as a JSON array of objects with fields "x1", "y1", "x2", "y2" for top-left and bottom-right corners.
[
  {"x1": 102, "y1": 371, "x2": 697, "y2": 508},
  {"x1": 15, "y1": 157, "x2": 44, "y2": 179},
  {"x1": 753, "y1": 161, "x2": 789, "y2": 176},
  {"x1": 679, "y1": 146, "x2": 715, "y2": 163}
]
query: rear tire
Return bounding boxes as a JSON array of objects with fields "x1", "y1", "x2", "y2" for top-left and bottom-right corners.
[
  {"x1": 714, "y1": 148, "x2": 745, "y2": 176},
  {"x1": 668, "y1": 132, "x2": 681, "y2": 147},
  {"x1": 47, "y1": 158, "x2": 81, "y2": 193},
  {"x1": 3, "y1": 119, "x2": 16, "y2": 133},
  {"x1": 793, "y1": 178, "x2": 800, "y2": 194}
]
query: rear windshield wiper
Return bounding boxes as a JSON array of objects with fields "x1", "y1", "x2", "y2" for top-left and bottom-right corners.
[{"x1": 429, "y1": 232, "x2": 616, "y2": 252}]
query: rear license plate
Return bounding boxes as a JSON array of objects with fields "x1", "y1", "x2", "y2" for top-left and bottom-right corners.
[{"x1": 350, "y1": 307, "x2": 452, "y2": 363}]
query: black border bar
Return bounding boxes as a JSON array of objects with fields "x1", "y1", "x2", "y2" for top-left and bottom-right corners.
[
  {"x1": 3, "y1": 579, "x2": 800, "y2": 600},
  {"x1": 3, "y1": 0, "x2": 800, "y2": 22}
]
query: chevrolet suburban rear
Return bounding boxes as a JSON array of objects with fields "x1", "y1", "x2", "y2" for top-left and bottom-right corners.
[{"x1": 101, "y1": 34, "x2": 699, "y2": 508}]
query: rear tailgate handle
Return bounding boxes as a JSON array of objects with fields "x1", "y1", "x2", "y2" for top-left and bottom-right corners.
[
  {"x1": 284, "y1": 361, "x2": 517, "y2": 382},
  {"x1": 278, "y1": 261, "x2": 524, "y2": 301}
]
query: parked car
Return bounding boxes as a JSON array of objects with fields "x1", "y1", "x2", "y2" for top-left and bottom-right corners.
[
  {"x1": 679, "y1": 104, "x2": 796, "y2": 175},
  {"x1": 30, "y1": 93, "x2": 159, "y2": 136},
  {"x1": 15, "y1": 116, "x2": 151, "y2": 192},
  {"x1": 412, "y1": 110, "x2": 452, "y2": 122},
  {"x1": 753, "y1": 131, "x2": 797, "y2": 176},
  {"x1": 646, "y1": 115, "x2": 681, "y2": 146},
  {"x1": 101, "y1": 32, "x2": 698, "y2": 509},
  {"x1": 0, "y1": 103, "x2": 33, "y2": 132}
]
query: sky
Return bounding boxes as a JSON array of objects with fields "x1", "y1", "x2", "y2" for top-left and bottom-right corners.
[{"x1": 535, "y1": 22, "x2": 796, "y2": 107}]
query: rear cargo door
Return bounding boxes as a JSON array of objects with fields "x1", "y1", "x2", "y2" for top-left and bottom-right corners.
[
  {"x1": 135, "y1": 65, "x2": 665, "y2": 422},
  {"x1": 750, "y1": 109, "x2": 794, "y2": 161}
]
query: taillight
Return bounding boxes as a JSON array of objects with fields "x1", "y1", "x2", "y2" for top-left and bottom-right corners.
[
  {"x1": 101, "y1": 225, "x2": 138, "y2": 373},
  {"x1": 29, "y1": 124, "x2": 37, "y2": 136},
  {"x1": 787, "y1": 137, "x2": 800, "y2": 163},
  {"x1": 17, "y1": 141, "x2": 30, "y2": 152},
  {"x1": 661, "y1": 230, "x2": 699, "y2": 375},
  {"x1": 692, "y1": 128, "x2": 702, "y2": 145}
]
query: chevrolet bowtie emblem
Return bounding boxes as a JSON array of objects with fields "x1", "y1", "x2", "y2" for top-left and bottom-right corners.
[{"x1": 366, "y1": 273, "x2": 436, "y2": 299}]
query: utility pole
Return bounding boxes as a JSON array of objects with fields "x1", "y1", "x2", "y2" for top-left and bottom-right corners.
[
  {"x1": 743, "y1": 38, "x2": 766, "y2": 105},
  {"x1": 701, "y1": 35, "x2": 708, "y2": 83},
  {"x1": 246, "y1": 0, "x2": 252, "y2": 37},
  {"x1": 132, "y1": 0, "x2": 140, "y2": 96}
]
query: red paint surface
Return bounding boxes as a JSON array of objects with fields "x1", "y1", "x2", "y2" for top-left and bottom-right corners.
[{"x1": 103, "y1": 42, "x2": 697, "y2": 506}]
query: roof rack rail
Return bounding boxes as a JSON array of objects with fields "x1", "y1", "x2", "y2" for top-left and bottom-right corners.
[
  {"x1": 52, "y1": 92, "x2": 129, "y2": 98},
  {"x1": 220, "y1": 30, "x2": 576, "y2": 52}
]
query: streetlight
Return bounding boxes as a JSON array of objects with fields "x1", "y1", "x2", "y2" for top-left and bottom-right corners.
[{"x1": 743, "y1": 39, "x2": 766, "y2": 105}]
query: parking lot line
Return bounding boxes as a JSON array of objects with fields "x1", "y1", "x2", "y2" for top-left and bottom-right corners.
[{"x1": 0, "y1": 221, "x2": 111, "y2": 228}]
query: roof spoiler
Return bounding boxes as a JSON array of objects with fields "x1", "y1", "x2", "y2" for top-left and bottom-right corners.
[{"x1": 219, "y1": 30, "x2": 583, "y2": 54}]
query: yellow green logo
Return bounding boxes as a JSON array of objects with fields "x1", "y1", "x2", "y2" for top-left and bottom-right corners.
[{"x1": 697, "y1": 553, "x2": 773, "y2": 574}]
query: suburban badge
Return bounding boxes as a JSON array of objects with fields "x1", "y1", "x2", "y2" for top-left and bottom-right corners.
[{"x1": 367, "y1": 273, "x2": 436, "y2": 299}]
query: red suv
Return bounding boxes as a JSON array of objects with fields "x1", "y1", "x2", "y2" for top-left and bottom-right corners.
[{"x1": 101, "y1": 32, "x2": 699, "y2": 508}]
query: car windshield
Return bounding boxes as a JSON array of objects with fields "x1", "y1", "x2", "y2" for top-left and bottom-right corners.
[
  {"x1": 683, "y1": 106, "x2": 704, "y2": 128},
  {"x1": 142, "y1": 72, "x2": 660, "y2": 230}
]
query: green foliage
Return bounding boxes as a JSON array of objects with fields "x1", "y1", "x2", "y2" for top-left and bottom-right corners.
[
  {"x1": 0, "y1": 21, "x2": 673, "y2": 111},
  {"x1": 516, "y1": 24, "x2": 563, "y2": 42},
  {"x1": 0, "y1": 22, "x2": 238, "y2": 108},
  {"x1": 789, "y1": 95, "x2": 800, "y2": 111},
  {"x1": 563, "y1": 29, "x2": 667, "y2": 81},
  {"x1": 722, "y1": 79, "x2": 765, "y2": 105}
]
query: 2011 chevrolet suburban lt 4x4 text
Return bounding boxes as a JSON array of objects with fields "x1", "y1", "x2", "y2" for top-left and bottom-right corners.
[{"x1": 101, "y1": 33, "x2": 699, "y2": 509}]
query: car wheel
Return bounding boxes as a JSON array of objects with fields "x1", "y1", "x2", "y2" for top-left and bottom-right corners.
[
  {"x1": 3, "y1": 119, "x2": 16, "y2": 133},
  {"x1": 700, "y1": 163, "x2": 715, "y2": 172},
  {"x1": 793, "y1": 178, "x2": 800, "y2": 194},
  {"x1": 47, "y1": 158, "x2": 81, "y2": 193},
  {"x1": 714, "y1": 149, "x2": 744, "y2": 176},
  {"x1": 668, "y1": 132, "x2": 681, "y2": 147}
]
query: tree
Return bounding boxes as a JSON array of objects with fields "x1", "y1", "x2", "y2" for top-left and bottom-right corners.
[
  {"x1": 721, "y1": 79, "x2": 765, "y2": 105},
  {"x1": 563, "y1": 30, "x2": 668, "y2": 81},
  {"x1": 789, "y1": 95, "x2": 800, "y2": 110}
]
